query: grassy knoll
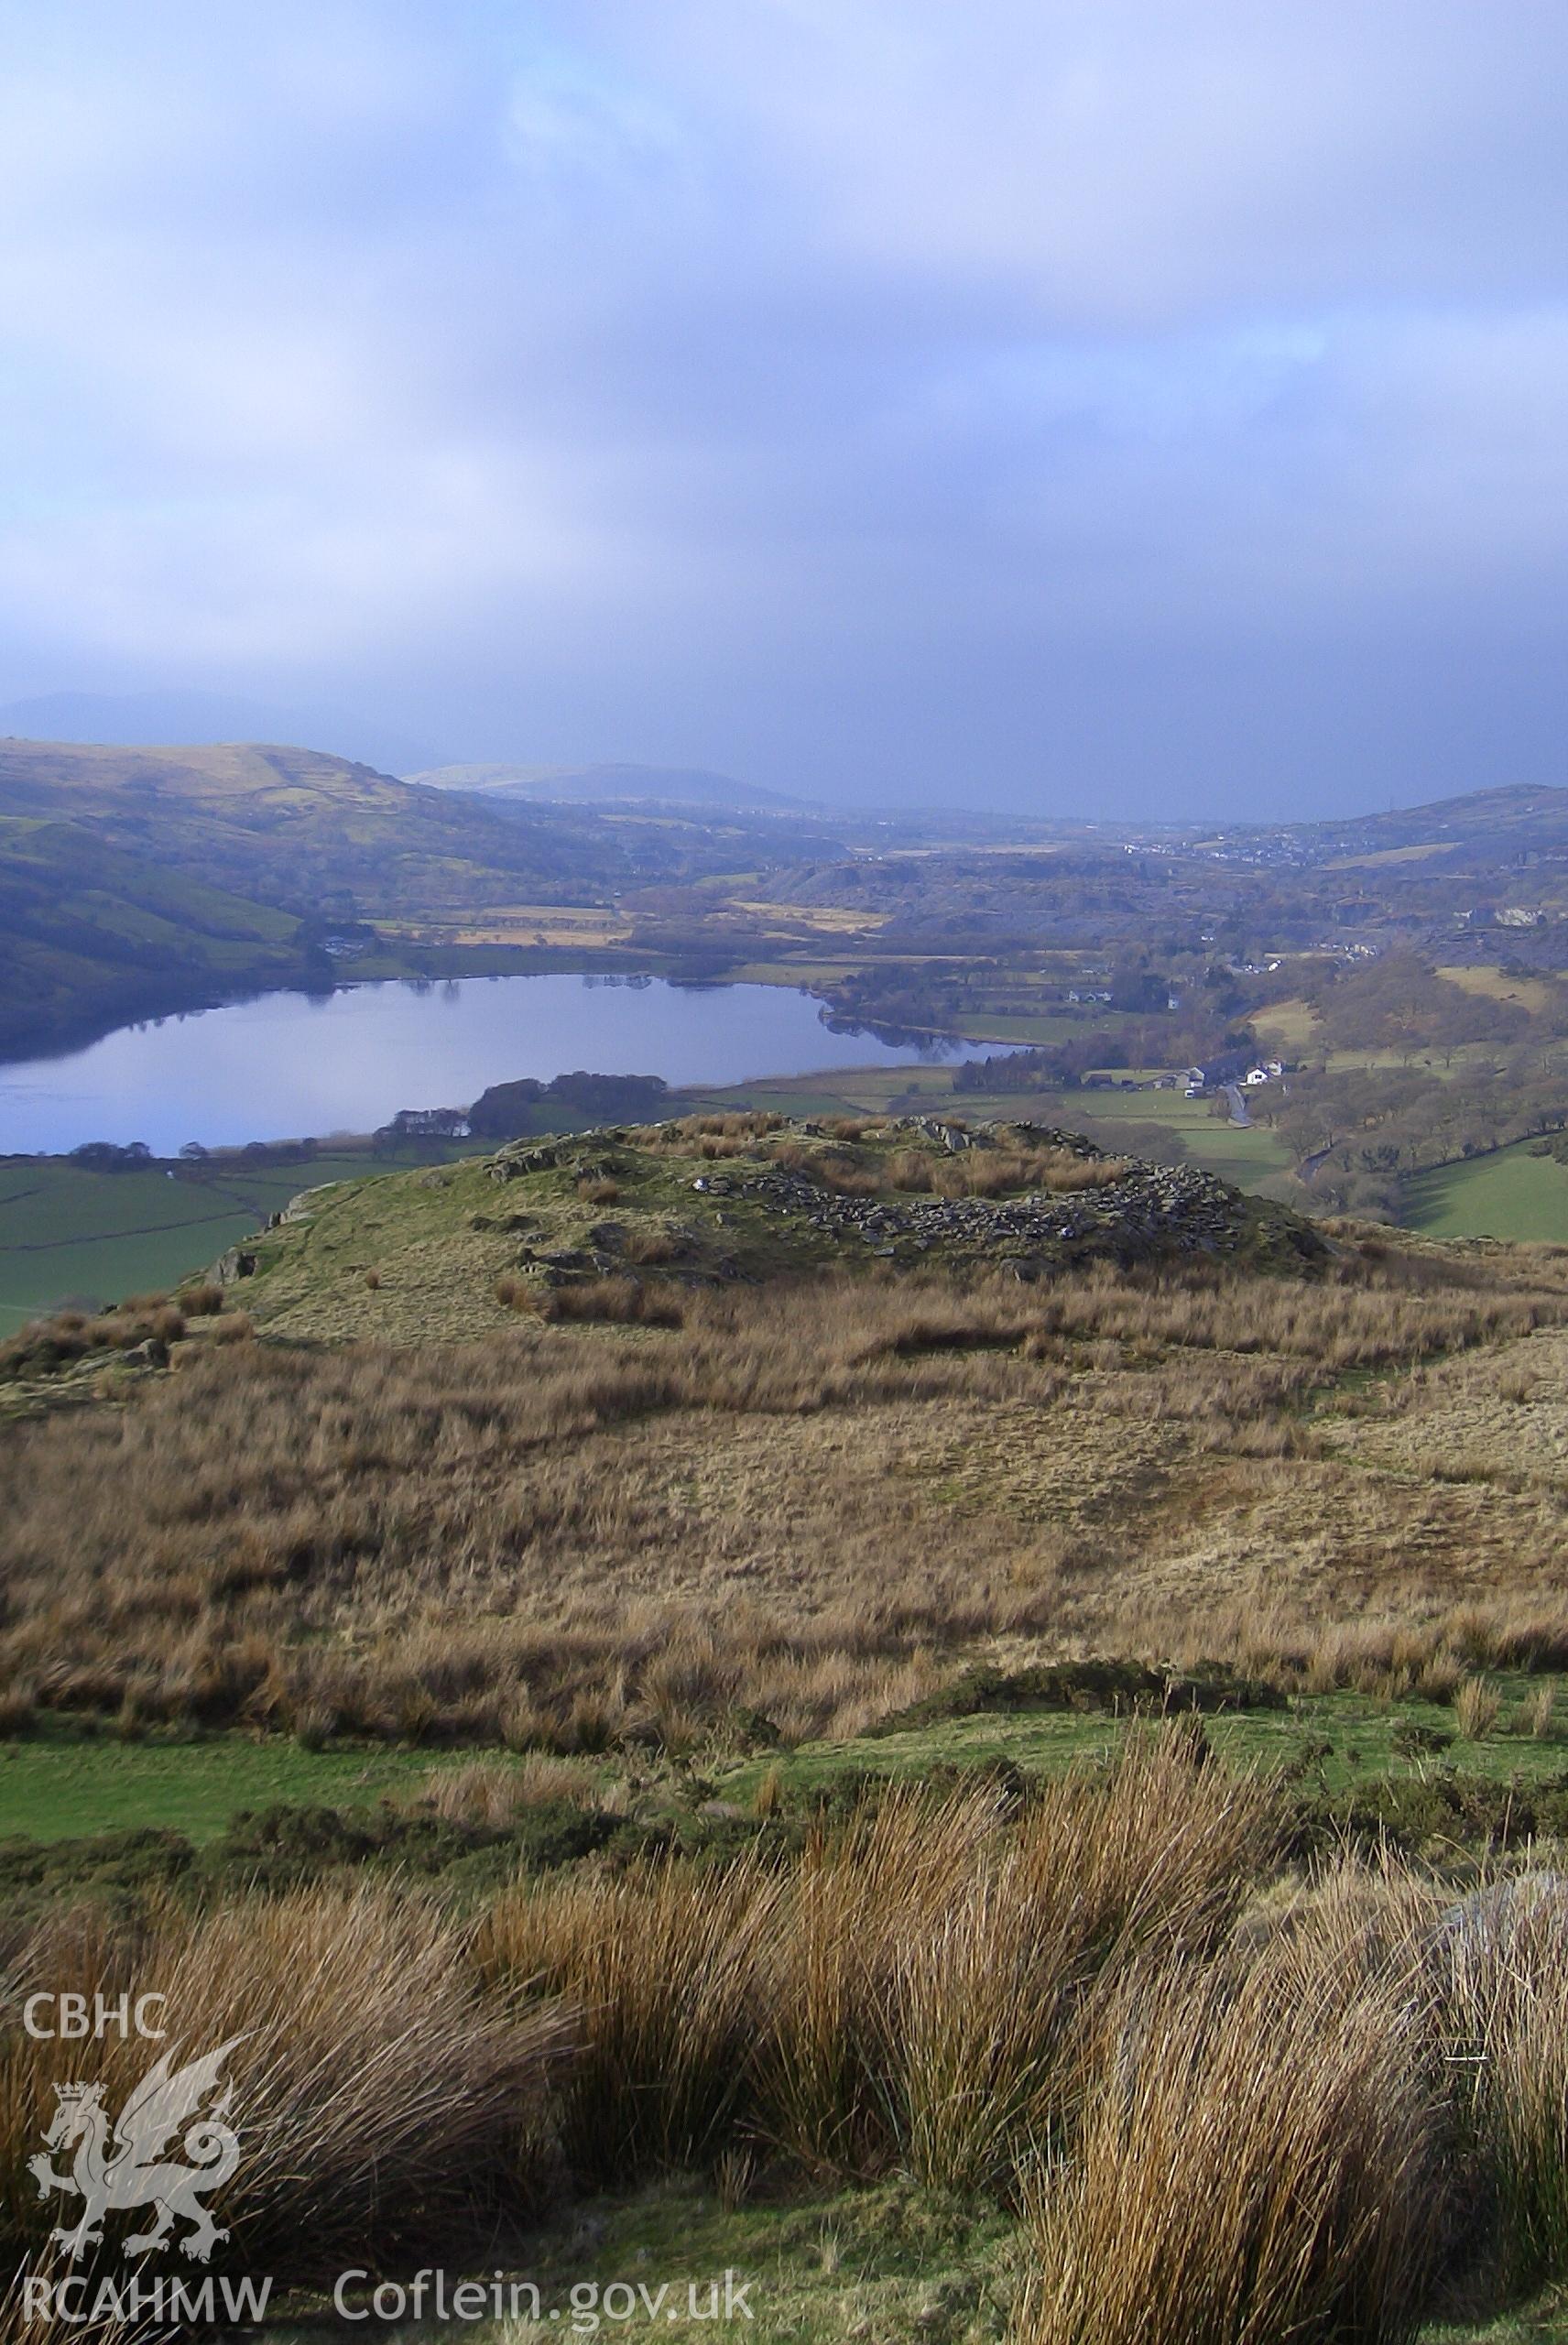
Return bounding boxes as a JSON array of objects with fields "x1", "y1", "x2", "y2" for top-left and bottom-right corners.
[
  {"x1": 180, "y1": 1112, "x2": 1299, "y2": 1347},
  {"x1": 1404, "y1": 1140, "x2": 1568, "y2": 1243},
  {"x1": 0, "y1": 1156, "x2": 1557, "y2": 1758}
]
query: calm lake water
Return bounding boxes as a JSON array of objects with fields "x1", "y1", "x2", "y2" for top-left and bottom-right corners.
[{"x1": 0, "y1": 976, "x2": 977, "y2": 1156}]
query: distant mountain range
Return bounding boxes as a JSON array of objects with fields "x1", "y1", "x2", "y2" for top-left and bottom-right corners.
[
  {"x1": 0, "y1": 692, "x2": 441, "y2": 781},
  {"x1": 408, "y1": 760, "x2": 812, "y2": 814}
]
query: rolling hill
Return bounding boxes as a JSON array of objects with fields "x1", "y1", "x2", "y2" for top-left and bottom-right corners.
[
  {"x1": 1274, "y1": 781, "x2": 1568, "y2": 869},
  {"x1": 0, "y1": 738, "x2": 702, "y2": 1061},
  {"x1": 0, "y1": 688, "x2": 440, "y2": 777},
  {"x1": 0, "y1": 737, "x2": 639, "y2": 912}
]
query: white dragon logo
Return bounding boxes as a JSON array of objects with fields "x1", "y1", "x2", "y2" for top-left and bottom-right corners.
[{"x1": 27, "y1": 2039, "x2": 245, "y2": 2263}]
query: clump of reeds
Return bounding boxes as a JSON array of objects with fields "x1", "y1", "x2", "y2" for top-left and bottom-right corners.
[
  {"x1": 415, "y1": 1753, "x2": 601, "y2": 1824},
  {"x1": 1440, "y1": 1876, "x2": 1568, "y2": 2290},
  {"x1": 477, "y1": 1854, "x2": 783, "y2": 2182},
  {"x1": 472, "y1": 1741, "x2": 1279, "y2": 2200},
  {"x1": 1454, "y1": 1675, "x2": 1502, "y2": 1740},
  {"x1": 1018, "y1": 1931, "x2": 1446, "y2": 2345},
  {"x1": 0, "y1": 1888, "x2": 566, "y2": 2282}
]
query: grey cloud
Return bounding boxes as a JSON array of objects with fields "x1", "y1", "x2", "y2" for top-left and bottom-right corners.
[{"x1": 0, "y1": 1, "x2": 1565, "y2": 813}]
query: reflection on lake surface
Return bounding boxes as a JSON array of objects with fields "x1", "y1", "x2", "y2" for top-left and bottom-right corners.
[{"x1": 0, "y1": 975, "x2": 980, "y2": 1156}]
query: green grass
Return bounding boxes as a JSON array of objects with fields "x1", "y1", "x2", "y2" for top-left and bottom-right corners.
[
  {"x1": 267, "y1": 2176, "x2": 1026, "y2": 2342},
  {"x1": 719, "y1": 1678, "x2": 1568, "y2": 1805},
  {"x1": 265, "y1": 2173, "x2": 1568, "y2": 2343},
  {"x1": 0, "y1": 1723, "x2": 487, "y2": 1843},
  {"x1": 0, "y1": 1144, "x2": 481, "y2": 1329},
  {"x1": 1429, "y1": 2308, "x2": 1568, "y2": 2343},
  {"x1": 1404, "y1": 1140, "x2": 1568, "y2": 1243},
  {"x1": 6, "y1": 1676, "x2": 1563, "y2": 1849}
]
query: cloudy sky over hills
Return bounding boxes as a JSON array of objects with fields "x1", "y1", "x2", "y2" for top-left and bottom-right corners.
[{"x1": 3, "y1": 2, "x2": 1566, "y2": 814}]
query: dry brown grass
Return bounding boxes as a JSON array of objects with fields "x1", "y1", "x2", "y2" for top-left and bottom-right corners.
[
  {"x1": 1454, "y1": 1675, "x2": 1503, "y2": 1740},
  {"x1": 772, "y1": 1136, "x2": 1129, "y2": 1200},
  {"x1": 5, "y1": 1248, "x2": 1568, "y2": 1747},
  {"x1": 11, "y1": 1766, "x2": 1568, "y2": 2337},
  {"x1": 0, "y1": 1887, "x2": 564, "y2": 2287},
  {"x1": 1018, "y1": 1934, "x2": 1446, "y2": 2345},
  {"x1": 638, "y1": 1112, "x2": 785, "y2": 1154},
  {"x1": 476, "y1": 1740, "x2": 1276, "y2": 2190},
  {"x1": 412, "y1": 1752, "x2": 603, "y2": 1824}
]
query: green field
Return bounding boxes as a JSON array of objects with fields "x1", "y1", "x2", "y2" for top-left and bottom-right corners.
[
  {"x1": 0, "y1": 1144, "x2": 480, "y2": 1329},
  {"x1": 721, "y1": 1675, "x2": 1568, "y2": 1805},
  {"x1": 1403, "y1": 1140, "x2": 1568, "y2": 1243},
  {"x1": 0, "y1": 1727, "x2": 474, "y2": 1842},
  {"x1": 4, "y1": 1675, "x2": 1563, "y2": 1847}
]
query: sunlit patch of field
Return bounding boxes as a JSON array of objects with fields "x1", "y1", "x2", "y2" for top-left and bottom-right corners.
[
  {"x1": 728, "y1": 900, "x2": 890, "y2": 933},
  {"x1": 377, "y1": 906, "x2": 634, "y2": 946},
  {"x1": 1250, "y1": 996, "x2": 1321, "y2": 1049},
  {"x1": 1404, "y1": 1143, "x2": 1568, "y2": 1243},
  {"x1": 0, "y1": 1145, "x2": 481, "y2": 1331},
  {"x1": 1324, "y1": 840, "x2": 1453, "y2": 866},
  {"x1": 1437, "y1": 963, "x2": 1558, "y2": 1014}
]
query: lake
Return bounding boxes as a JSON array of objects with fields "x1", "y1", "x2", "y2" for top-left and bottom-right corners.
[{"x1": 0, "y1": 975, "x2": 979, "y2": 1156}]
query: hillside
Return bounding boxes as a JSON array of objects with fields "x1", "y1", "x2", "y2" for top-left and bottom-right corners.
[
  {"x1": 1277, "y1": 781, "x2": 1568, "y2": 868},
  {"x1": 2, "y1": 1107, "x2": 1563, "y2": 1766},
  {"x1": 0, "y1": 688, "x2": 438, "y2": 775},
  {"x1": 0, "y1": 736, "x2": 640, "y2": 913},
  {"x1": 0, "y1": 737, "x2": 781, "y2": 1059},
  {"x1": 0, "y1": 812, "x2": 323, "y2": 1059},
  {"x1": 9, "y1": 1115, "x2": 1568, "y2": 2342}
]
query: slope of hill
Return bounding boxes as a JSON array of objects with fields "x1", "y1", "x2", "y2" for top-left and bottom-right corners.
[
  {"x1": 0, "y1": 812, "x2": 318, "y2": 1061},
  {"x1": 408, "y1": 758, "x2": 810, "y2": 813},
  {"x1": 0, "y1": 737, "x2": 642, "y2": 913},
  {"x1": 1275, "y1": 782, "x2": 1568, "y2": 868},
  {"x1": 0, "y1": 689, "x2": 439, "y2": 777},
  {"x1": 0, "y1": 737, "x2": 721, "y2": 1058}
]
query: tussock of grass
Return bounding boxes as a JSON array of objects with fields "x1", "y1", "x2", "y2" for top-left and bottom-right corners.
[
  {"x1": 1, "y1": 1886, "x2": 566, "y2": 2289},
  {"x1": 479, "y1": 1742, "x2": 1276, "y2": 2193},
  {"x1": 1019, "y1": 1936, "x2": 1446, "y2": 2345},
  {"x1": 11, "y1": 1756, "x2": 1568, "y2": 2338}
]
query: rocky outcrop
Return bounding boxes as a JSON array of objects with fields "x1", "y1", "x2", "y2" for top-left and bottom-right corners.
[
  {"x1": 682, "y1": 1153, "x2": 1249, "y2": 1272},
  {"x1": 479, "y1": 1114, "x2": 1318, "y2": 1288}
]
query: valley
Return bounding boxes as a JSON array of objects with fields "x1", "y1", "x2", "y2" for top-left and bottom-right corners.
[{"x1": 11, "y1": 747, "x2": 1568, "y2": 2341}]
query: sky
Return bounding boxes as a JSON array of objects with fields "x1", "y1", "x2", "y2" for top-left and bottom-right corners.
[{"x1": 2, "y1": 1, "x2": 1566, "y2": 818}]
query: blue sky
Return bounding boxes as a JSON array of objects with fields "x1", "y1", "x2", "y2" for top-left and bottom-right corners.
[{"x1": 2, "y1": 1, "x2": 1566, "y2": 815}]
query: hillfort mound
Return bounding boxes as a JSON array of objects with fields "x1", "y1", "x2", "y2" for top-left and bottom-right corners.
[{"x1": 200, "y1": 1111, "x2": 1323, "y2": 1345}]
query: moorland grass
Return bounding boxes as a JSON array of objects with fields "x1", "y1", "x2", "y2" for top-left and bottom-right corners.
[
  {"x1": 4, "y1": 1245, "x2": 1568, "y2": 1750},
  {"x1": 7, "y1": 1746, "x2": 1568, "y2": 2340}
]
